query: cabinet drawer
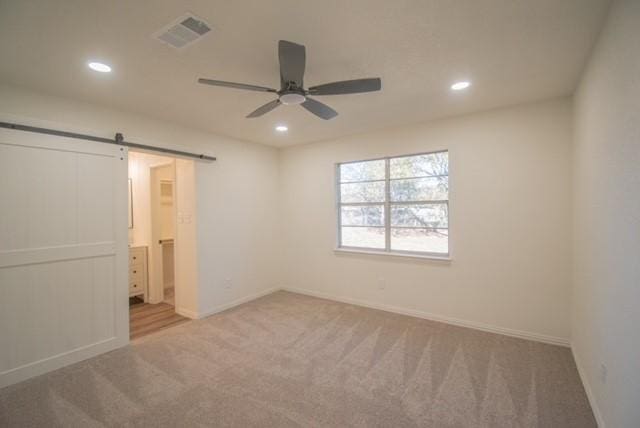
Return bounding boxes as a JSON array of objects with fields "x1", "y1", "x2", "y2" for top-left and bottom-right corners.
[
  {"x1": 129, "y1": 281, "x2": 143, "y2": 294},
  {"x1": 129, "y1": 250, "x2": 145, "y2": 266},
  {"x1": 129, "y1": 267, "x2": 144, "y2": 284}
]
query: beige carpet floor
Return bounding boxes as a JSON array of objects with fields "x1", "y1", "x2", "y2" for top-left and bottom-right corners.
[{"x1": 0, "y1": 291, "x2": 595, "y2": 427}]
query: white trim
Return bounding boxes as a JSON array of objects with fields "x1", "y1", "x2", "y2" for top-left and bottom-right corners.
[
  {"x1": 195, "y1": 287, "x2": 281, "y2": 319},
  {"x1": 0, "y1": 336, "x2": 126, "y2": 388},
  {"x1": 572, "y1": 347, "x2": 605, "y2": 427},
  {"x1": 0, "y1": 242, "x2": 116, "y2": 268},
  {"x1": 384, "y1": 158, "x2": 391, "y2": 250},
  {"x1": 334, "y1": 247, "x2": 451, "y2": 261},
  {"x1": 280, "y1": 287, "x2": 570, "y2": 347}
]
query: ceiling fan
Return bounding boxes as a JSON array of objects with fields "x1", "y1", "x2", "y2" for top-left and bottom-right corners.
[{"x1": 198, "y1": 40, "x2": 381, "y2": 120}]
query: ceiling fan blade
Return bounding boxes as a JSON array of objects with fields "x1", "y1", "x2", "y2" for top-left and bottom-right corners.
[
  {"x1": 198, "y1": 78, "x2": 277, "y2": 93},
  {"x1": 246, "y1": 99, "x2": 281, "y2": 118},
  {"x1": 278, "y1": 40, "x2": 306, "y2": 88},
  {"x1": 301, "y1": 97, "x2": 338, "y2": 120},
  {"x1": 308, "y1": 78, "x2": 381, "y2": 95}
]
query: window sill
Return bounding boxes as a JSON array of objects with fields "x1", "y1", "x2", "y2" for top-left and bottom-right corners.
[{"x1": 334, "y1": 247, "x2": 452, "y2": 262}]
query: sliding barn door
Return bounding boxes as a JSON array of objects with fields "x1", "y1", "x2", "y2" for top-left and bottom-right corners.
[{"x1": 0, "y1": 127, "x2": 129, "y2": 387}]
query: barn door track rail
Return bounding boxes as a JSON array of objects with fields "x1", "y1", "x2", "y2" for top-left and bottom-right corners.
[{"x1": 0, "y1": 121, "x2": 216, "y2": 161}]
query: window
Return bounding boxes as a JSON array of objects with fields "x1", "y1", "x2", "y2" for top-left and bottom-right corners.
[{"x1": 337, "y1": 151, "x2": 449, "y2": 257}]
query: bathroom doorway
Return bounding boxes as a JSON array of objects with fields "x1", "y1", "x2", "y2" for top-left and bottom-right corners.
[{"x1": 128, "y1": 151, "x2": 198, "y2": 339}]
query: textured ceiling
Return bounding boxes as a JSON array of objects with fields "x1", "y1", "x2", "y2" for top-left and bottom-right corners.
[{"x1": 0, "y1": 0, "x2": 610, "y2": 147}]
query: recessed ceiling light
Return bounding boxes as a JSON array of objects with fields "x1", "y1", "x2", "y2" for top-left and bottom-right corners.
[
  {"x1": 451, "y1": 81, "x2": 471, "y2": 91},
  {"x1": 88, "y1": 61, "x2": 112, "y2": 73},
  {"x1": 275, "y1": 125, "x2": 288, "y2": 132}
]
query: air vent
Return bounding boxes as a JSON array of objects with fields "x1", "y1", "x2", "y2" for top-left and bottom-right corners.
[{"x1": 154, "y1": 13, "x2": 211, "y2": 49}]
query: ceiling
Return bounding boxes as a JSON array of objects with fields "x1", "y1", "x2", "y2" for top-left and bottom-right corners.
[{"x1": 0, "y1": 0, "x2": 610, "y2": 147}]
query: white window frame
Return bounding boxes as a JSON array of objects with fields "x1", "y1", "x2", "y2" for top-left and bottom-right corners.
[{"x1": 335, "y1": 150, "x2": 450, "y2": 261}]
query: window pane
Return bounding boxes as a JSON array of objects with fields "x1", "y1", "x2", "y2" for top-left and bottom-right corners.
[
  {"x1": 341, "y1": 227, "x2": 385, "y2": 249},
  {"x1": 341, "y1": 205, "x2": 384, "y2": 227},
  {"x1": 338, "y1": 152, "x2": 450, "y2": 256},
  {"x1": 340, "y1": 159, "x2": 385, "y2": 183},
  {"x1": 391, "y1": 203, "x2": 448, "y2": 228},
  {"x1": 390, "y1": 176, "x2": 448, "y2": 201},
  {"x1": 340, "y1": 181, "x2": 385, "y2": 203},
  {"x1": 391, "y1": 228, "x2": 449, "y2": 254},
  {"x1": 390, "y1": 152, "x2": 448, "y2": 179}
]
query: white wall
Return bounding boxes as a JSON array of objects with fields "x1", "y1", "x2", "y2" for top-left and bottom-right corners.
[
  {"x1": 280, "y1": 98, "x2": 573, "y2": 344},
  {"x1": 0, "y1": 84, "x2": 282, "y2": 318},
  {"x1": 572, "y1": 1, "x2": 640, "y2": 426},
  {"x1": 194, "y1": 127, "x2": 282, "y2": 315}
]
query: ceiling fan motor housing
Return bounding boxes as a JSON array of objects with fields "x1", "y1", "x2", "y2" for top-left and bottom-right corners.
[{"x1": 279, "y1": 90, "x2": 306, "y2": 105}]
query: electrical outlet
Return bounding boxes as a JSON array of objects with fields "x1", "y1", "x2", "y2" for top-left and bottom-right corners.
[
  {"x1": 599, "y1": 363, "x2": 607, "y2": 384},
  {"x1": 224, "y1": 278, "x2": 232, "y2": 289},
  {"x1": 378, "y1": 277, "x2": 386, "y2": 290}
]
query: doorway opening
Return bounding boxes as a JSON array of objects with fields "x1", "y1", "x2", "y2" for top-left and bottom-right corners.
[{"x1": 127, "y1": 151, "x2": 198, "y2": 339}]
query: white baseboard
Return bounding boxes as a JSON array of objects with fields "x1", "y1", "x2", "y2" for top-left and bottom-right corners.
[
  {"x1": 196, "y1": 287, "x2": 281, "y2": 319},
  {"x1": 572, "y1": 347, "x2": 605, "y2": 427},
  {"x1": 174, "y1": 306, "x2": 199, "y2": 319},
  {"x1": 0, "y1": 336, "x2": 127, "y2": 388},
  {"x1": 281, "y1": 287, "x2": 570, "y2": 347}
]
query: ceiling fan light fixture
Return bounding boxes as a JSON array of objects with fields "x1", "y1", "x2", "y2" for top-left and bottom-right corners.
[
  {"x1": 275, "y1": 125, "x2": 288, "y2": 132},
  {"x1": 279, "y1": 92, "x2": 306, "y2": 105}
]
